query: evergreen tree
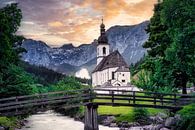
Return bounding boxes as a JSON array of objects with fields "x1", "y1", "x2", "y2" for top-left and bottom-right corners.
[
  {"x1": 140, "y1": 0, "x2": 195, "y2": 94},
  {"x1": 143, "y1": 2, "x2": 170, "y2": 57},
  {"x1": 162, "y1": 0, "x2": 195, "y2": 94},
  {"x1": 0, "y1": 3, "x2": 24, "y2": 67},
  {"x1": 0, "y1": 4, "x2": 35, "y2": 97}
]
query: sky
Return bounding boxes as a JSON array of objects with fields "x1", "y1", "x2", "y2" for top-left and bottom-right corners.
[{"x1": 0, "y1": 0, "x2": 157, "y2": 47}]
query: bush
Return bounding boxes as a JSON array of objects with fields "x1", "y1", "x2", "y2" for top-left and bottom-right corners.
[
  {"x1": 132, "y1": 108, "x2": 149, "y2": 125},
  {"x1": 174, "y1": 103, "x2": 195, "y2": 130},
  {"x1": 0, "y1": 117, "x2": 16, "y2": 129}
]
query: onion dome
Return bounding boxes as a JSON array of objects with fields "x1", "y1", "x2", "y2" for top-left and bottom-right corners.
[{"x1": 98, "y1": 18, "x2": 108, "y2": 44}]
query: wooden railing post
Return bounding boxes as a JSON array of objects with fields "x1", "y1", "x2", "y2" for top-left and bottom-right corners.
[
  {"x1": 161, "y1": 95, "x2": 164, "y2": 106},
  {"x1": 133, "y1": 91, "x2": 135, "y2": 104},
  {"x1": 40, "y1": 94, "x2": 44, "y2": 109},
  {"x1": 84, "y1": 103, "x2": 99, "y2": 130},
  {"x1": 111, "y1": 91, "x2": 114, "y2": 104},
  {"x1": 154, "y1": 94, "x2": 157, "y2": 106},
  {"x1": 15, "y1": 97, "x2": 18, "y2": 113},
  {"x1": 92, "y1": 104, "x2": 99, "y2": 130},
  {"x1": 89, "y1": 89, "x2": 93, "y2": 102},
  {"x1": 174, "y1": 94, "x2": 177, "y2": 107}
]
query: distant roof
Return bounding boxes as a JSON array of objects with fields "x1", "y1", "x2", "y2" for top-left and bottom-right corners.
[{"x1": 93, "y1": 50, "x2": 129, "y2": 73}]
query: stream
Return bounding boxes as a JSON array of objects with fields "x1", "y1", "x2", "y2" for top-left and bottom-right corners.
[{"x1": 18, "y1": 110, "x2": 119, "y2": 130}]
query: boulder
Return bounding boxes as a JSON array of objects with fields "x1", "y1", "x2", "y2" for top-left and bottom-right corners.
[
  {"x1": 157, "y1": 112, "x2": 168, "y2": 119},
  {"x1": 150, "y1": 116, "x2": 164, "y2": 124},
  {"x1": 102, "y1": 116, "x2": 116, "y2": 126},
  {"x1": 0, "y1": 126, "x2": 5, "y2": 130},
  {"x1": 151, "y1": 124, "x2": 164, "y2": 130},
  {"x1": 165, "y1": 117, "x2": 176, "y2": 128},
  {"x1": 110, "y1": 123, "x2": 117, "y2": 127}
]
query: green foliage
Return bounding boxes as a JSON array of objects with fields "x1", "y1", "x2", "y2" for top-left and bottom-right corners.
[
  {"x1": 132, "y1": 108, "x2": 149, "y2": 124},
  {"x1": 116, "y1": 113, "x2": 134, "y2": 123},
  {"x1": 130, "y1": 56, "x2": 145, "y2": 76},
  {"x1": 132, "y1": 70, "x2": 155, "y2": 89},
  {"x1": 140, "y1": 0, "x2": 195, "y2": 94},
  {"x1": 51, "y1": 77, "x2": 90, "y2": 117},
  {"x1": 49, "y1": 76, "x2": 87, "y2": 92},
  {"x1": 20, "y1": 61, "x2": 66, "y2": 85},
  {"x1": 0, "y1": 4, "x2": 36, "y2": 98},
  {"x1": 0, "y1": 64, "x2": 39, "y2": 97},
  {"x1": 175, "y1": 103, "x2": 195, "y2": 130},
  {"x1": 143, "y1": 2, "x2": 170, "y2": 57},
  {"x1": 0, "y1": 3, "x2": 24, "y2": 67},
  {"x1": 132, "y1": 70, "x2": 177, "y2": 93},
  {"x1": 0, "y1": 116, "x2": 17, "y2": 130}
]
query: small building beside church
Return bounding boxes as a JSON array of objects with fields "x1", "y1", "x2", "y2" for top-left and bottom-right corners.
[{"x1": 92, "y1": 20, "x2": 131, "y2": 87}]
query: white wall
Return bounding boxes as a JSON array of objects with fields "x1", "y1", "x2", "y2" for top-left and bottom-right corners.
[
  {"x1": 97, "y1": 44, "x2": 109, "y2": 65},
  {"x1": 92, "y1": 67, "x2": 118, "y2": 87},
  {"x1": 92, "y1": 67, "x2": 131, "y2": 87},
  {"x1": 115, "y1": 71, "x2": 131, "y2": 86}
]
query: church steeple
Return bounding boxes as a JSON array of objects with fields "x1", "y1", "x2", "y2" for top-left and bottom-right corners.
[
  {"x1": 100, "y1": 18, "x2": 105, "y2": 35},
  {"x1": 98, "y1": 18, "x2": 108, "y2": 45},
  {"x1": 96, "y1": 18, "x2": 110, "y2": 65}
]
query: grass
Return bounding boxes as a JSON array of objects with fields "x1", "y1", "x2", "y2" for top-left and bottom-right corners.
[
  {"x1": 98, "y1": 105, "x2": 164, "y2": 122},
  {"x1": 94, "y1": 94, "x2": 166, "y2": 123}
]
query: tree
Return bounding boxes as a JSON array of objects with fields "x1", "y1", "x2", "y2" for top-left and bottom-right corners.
[
  {"x1": 141, "y1": 0, "x2": 195, "y2": 94},
  {"x1": 143, "y1": 1, "x2": 170, "y2": 58},
  {"x1": 0, "y1": 4, "x2": 36, "y2": 98},
  {"x1": 0, "y1": 3, "x2": 24, "y2": 67},
  {"x1": 0, "y1": 65, "x2": 36, "y2": 97},
  {"x1": 162, "y1": 0, "x2": 195, "y2": 94}
]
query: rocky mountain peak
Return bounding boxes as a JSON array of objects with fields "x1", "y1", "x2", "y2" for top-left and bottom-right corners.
[{"x1": 21, "y1": 21, "x2": 149, "y2": 74}]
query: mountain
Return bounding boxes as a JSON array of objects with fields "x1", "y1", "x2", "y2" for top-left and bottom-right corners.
[{"x1": 21, "y1": 21, "x2": 149, "y2": 74}]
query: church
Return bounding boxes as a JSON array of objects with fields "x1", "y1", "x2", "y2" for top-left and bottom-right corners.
[{"x1": 92, "y1": 20, "x2": 131, "y2": 87}]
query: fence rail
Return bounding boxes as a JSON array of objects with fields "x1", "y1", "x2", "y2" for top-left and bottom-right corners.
[{"x1": 0, "y1": 88, "x2": 195, "y2": 116}]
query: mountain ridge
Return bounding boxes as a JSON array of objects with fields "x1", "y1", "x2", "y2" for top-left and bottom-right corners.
[{"x1": 21, "y1": 21, "x2": 149, "y2": 74}]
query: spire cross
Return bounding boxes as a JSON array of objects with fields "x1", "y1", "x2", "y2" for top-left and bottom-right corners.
[{"x1": 101, "y1": 17, "x2": 104, "y2": 24}]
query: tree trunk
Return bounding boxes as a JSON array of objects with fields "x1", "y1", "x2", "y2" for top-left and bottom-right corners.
[
  {"x1": 181, "y1": 76, "x2": 188, "y2": 94},
  {"x1": 182, "y1": 85, "x2": 187, "y2": 94}
]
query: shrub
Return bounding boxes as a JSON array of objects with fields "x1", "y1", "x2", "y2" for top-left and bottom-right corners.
[
  {"x1": 132, "y1": 108, "x2": 149, "y2": 125},
  {"x1": 0, "y1": 117, "x2": 16, "y2": 129},
  {"x1": 174, "y1": 103, "x2": 195, "y2": 130}
]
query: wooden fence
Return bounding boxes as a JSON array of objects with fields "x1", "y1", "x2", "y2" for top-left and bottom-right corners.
[{"x1": 0, "y1": 88, "x2": 195, "y2": 116}]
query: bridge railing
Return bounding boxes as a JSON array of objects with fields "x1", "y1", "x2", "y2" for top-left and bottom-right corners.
[
  {"x1": 1, "y1": 88, "x2": 195, "y2": 116},
  {"x1": 0, "y1": 88, "x2": 92, "y2": 116},
  {"x1": 92, "y1": 89, "x2": 195, "y2": 109}
]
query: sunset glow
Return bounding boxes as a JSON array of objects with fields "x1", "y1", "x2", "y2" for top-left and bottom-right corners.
[{"x1": 0, "y1": 0, "x2": 157, "y2": 47}]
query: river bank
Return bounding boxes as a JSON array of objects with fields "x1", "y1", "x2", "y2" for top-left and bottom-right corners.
[{"x1": 0, "y1": 110, "x2": 183, "y2": 130}]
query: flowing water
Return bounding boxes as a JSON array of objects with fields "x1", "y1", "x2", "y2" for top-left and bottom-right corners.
[{"x1": 19, "y1": 110, "x2": 119, "y2": 130}]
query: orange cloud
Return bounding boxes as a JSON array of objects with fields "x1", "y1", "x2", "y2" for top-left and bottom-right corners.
[
  {"x1": 48, "y1": 21, "x2": 64, "y2": 27},
  {"x1": 13, "y1": 0, "x2": 157, "y2": 46}
]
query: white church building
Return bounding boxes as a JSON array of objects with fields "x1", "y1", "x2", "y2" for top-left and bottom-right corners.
[{"x1": 92, "y1": 20, "x2": 131, "y2": 87}]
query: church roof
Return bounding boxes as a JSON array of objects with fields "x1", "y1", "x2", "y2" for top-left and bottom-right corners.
[{"x1": 93, "y1": 50, "x2": 129, "y2": 73}]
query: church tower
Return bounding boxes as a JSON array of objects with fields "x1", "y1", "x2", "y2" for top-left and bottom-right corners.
[{"x1": 97, "y1": 19, "x2": 109, "y2": 65}]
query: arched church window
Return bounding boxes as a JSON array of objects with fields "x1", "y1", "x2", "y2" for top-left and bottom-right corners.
[{"x1": 103, "y1": 47, "x2": 106, "y2": 55}]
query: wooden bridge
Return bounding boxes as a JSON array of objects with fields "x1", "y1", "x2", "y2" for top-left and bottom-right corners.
[{"x1": 0, "y1": 88, "x2": 195, "y2": 130}]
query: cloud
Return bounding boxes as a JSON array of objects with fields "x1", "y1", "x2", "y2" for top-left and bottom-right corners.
[
  {"x1": 48, "y1": 21, "x2": 64, "y2": 27},
  {"x1": 1, "y1": 0, "x2": 157, "y2": 46}
]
